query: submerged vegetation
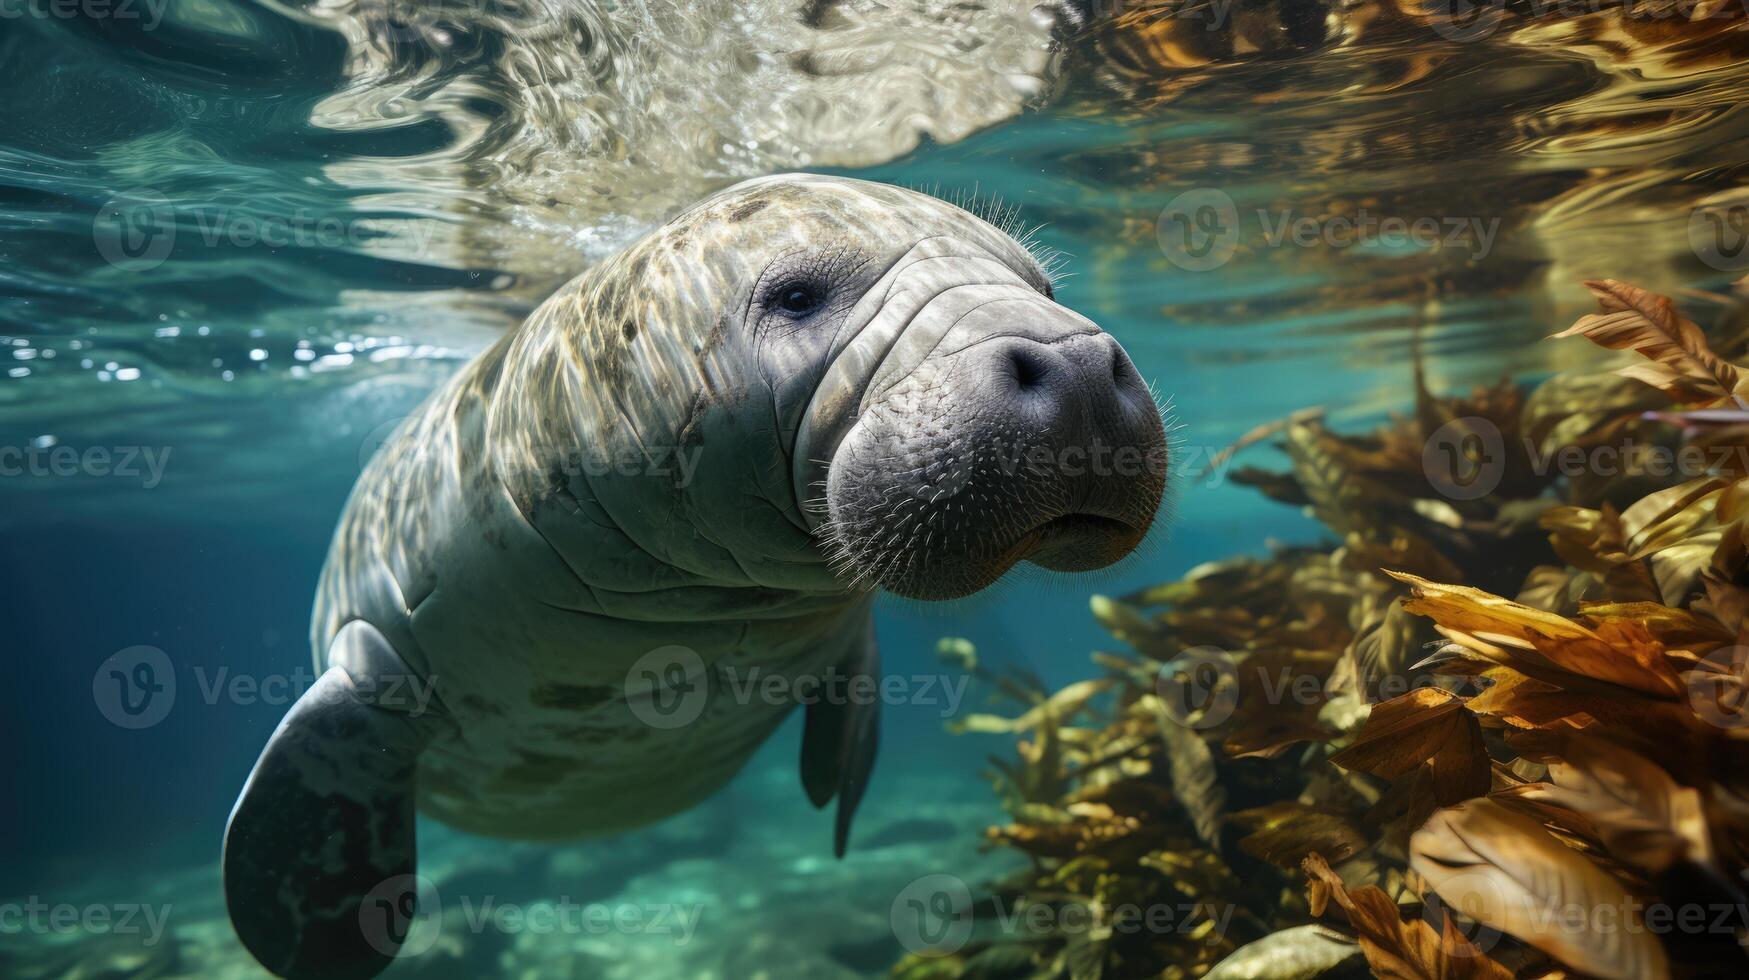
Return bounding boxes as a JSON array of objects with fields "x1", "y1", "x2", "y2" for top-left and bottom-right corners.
[{"x1": 900, "y1": 279, "x2": 1749, "y2": 979}]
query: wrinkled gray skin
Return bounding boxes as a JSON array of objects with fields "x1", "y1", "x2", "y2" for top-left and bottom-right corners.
[{"x1": 223, "y1": 175, "x2": 1167, "y2": 979}]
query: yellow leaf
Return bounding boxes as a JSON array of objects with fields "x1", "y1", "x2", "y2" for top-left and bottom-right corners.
[
  {"x1": 948, "y1": 678, "x2": 1114, "y2": 735},
  {"x1": 1541, "y1": 506, "x2": 1632, "y2": 574},
  {"x1": 1152, "y1": 696, "x2": 1226, "y2": 848},
  {"x1": 1617, "y1": 476, "x2": 1727, "y2": 560},
  {"x1": 1502, "y1": 733, "x2": 1714, "y2": 876},
  {"x1": 1388, "y1": 571, "x2": 1596, "y2": 644},
  {"x1": 1203, "y1": 925, "x2": 1360, "y2": 980},
  {"x1": 1574, "y1": 601, "x2": 1734, "y2": 652},
  {"x1": 1410, "y1": 799, "x2": 1671, "y2": 980},
  {"x1": 1302, "y1": 852, "x2": 1514, "y2": 980},
  {"x1": 1231, "y1": 802, "x2": 1368, "y2": 867},
  {"x1": 1388, "y1": 572, "x2": 1685, "y2": 699},
  {"x1": 1223, "y1": 714, "x2": 1335, "y2": 760},
  {"x1": 1550, "y1": 279, "x2": 1743, "y2": 407},
  {"x1": 1329, "y1": 688, "x2": 1490, "y2": 806},
  {"x1": 1089, "y1": 594, "x2": 1157, "y2": 640},
  {"x1": 1716, "y1": 476, "x2": 1749, "y2": 525}
]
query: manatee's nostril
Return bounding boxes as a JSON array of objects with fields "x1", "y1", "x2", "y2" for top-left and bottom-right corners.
[
  {"x1": 1009, "y1": 346, "x2": 1047, "y2": 390},
  {"x1": 1108, "y1": 342, "x2": 1148, "y2": 398}
]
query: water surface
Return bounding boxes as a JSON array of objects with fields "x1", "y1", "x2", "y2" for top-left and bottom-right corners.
[{"x1": 5, "y1": 1, "x2": 1749, "y2": 975}]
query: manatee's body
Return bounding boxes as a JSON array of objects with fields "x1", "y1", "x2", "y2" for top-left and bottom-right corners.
[
  {"x1": 225, "y1": 174, "x2": 1168, "y2": 979},
  {"x1": 312, "y1": 336, "x2": 871, "y2": 838}
]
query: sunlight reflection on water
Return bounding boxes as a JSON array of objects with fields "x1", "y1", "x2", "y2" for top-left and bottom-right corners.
[{"x1": 2, "y1": 0, "x2": 1748, "y2": 515}]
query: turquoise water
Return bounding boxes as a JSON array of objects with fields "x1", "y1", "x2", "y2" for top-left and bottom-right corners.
[{"x1": 6, "y1": 2, "x2": 1749, "y2": 977}]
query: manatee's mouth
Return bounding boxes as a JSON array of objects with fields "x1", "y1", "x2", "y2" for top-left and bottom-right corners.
[
  {"x1": 1016, "y1": 511, "x2": 1151, "y2": 576},
  {"x1": 821, "y1": 469, "x2": 1160, "y2": 600},
  {"x1": 1033, "y1": 512, "x2": 1134, "y2": 538},
  {"x1": 1028, "y1": 513, "x2": 1141, "y2": 563},
  {"x1": 818, "y1": 320, "x2": 1168, "y2": 602}
]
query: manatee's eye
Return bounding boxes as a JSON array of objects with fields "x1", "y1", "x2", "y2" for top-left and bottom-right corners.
[
  {"x1": 754, "y1": 248, "x2": 863, "y2": 327},
  {"x1": 775, "y1": 281, "x2": 825, "y2": 317}
]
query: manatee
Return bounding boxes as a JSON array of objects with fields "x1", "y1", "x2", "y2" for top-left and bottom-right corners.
[{"x1": 223, "y1": 174, "x2": 1168, "y2": 978}]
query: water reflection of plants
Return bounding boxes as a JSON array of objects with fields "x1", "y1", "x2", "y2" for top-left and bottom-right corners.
[{"x1": 904, "y1": 278, "x2": 1749, "y2": 979}]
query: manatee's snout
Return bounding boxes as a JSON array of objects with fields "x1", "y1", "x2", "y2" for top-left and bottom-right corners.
[
  {"x1": 966, "y1": 329, "x2": 1164, "y2": 567},
  {"x1": 823, "y1": 294, "x2": 1167, "y2": 601}
]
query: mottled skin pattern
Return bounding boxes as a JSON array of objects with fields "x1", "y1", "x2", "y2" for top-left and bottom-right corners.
[
  {"x1": 311, "y1": 176, "x2": 1029, "y2": 837},
  {"x1": 228, "y1": 174, "x2": 1167, "y2": 979}
]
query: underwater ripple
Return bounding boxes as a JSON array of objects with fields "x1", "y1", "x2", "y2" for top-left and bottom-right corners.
[{"x1": 2, "y1": 1, "x2": 1747, "y2": 512}]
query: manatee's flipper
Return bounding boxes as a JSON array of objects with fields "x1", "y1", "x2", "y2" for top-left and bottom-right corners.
[
  {"x1": 799, "y1": 695, "x2": 842, "y2": 810},
  {"x1": 800, "y1": 625, "x2": 881, "y2": 857},
  {"x1": 224, "y1": 622, "x2": 440, "y2": 980}
]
